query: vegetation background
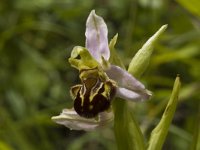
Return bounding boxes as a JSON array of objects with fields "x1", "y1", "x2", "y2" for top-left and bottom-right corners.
[{"x1": 0, "y1": 0, "x2": 199, "y2": 150}]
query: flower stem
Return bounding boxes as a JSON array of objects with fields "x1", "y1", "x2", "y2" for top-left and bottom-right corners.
[
  {"x1": 110, "y1": 37, "x2": 145, "y2": 150},
  {"x1": 113, "y1": 99, "x2": 145, "y2": 150}
]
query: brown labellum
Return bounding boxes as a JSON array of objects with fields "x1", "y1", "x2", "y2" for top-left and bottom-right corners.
[{"x1": 71, "y1": 68, "x2": 116, "y2": 118}]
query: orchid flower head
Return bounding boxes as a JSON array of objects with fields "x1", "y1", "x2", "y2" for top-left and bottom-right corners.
[{"x1": 52, "y1": 10, "x2": 152, "y2": 131}]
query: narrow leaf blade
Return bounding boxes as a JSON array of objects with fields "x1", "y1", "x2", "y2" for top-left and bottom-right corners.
[
  {"x1": 147, "y1": 76, "x2": 181, "y2": 150},
  {"x1": 128, "y1": 25, "x2": 167, "y2": 78}
]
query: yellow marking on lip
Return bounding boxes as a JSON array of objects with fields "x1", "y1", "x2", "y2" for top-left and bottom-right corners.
[
  {"x1": 89, "y1": 82, "x2": 104, "y2": 102},
  {"x1": 79, "y1": 86, "x2": 85, "y2": 107},
  {"x1": 70, "y1": 84, "x2": 82, "y2": 100},
  {"x1": 80, "y1": 95, "x2": 84, "y2": 107},
  {"x1": 89, "y1": 105, "x2": 93, "y2": 110}
]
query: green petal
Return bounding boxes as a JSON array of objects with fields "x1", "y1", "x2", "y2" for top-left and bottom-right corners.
[
  {"x1": 109, "y1": 34, "x2": 125, "y2": 69},
  {"x1": 68, "y1": 46, "x2": 99, "y2": 70}
]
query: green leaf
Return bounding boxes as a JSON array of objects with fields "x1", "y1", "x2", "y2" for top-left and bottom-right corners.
[
  {"x1": 147, "y1": 76, "x2": 181, "y2": 150},
  {"x1": 176, "y1": 0, "x2": 200, "y2": 17},
  {"x1": 128, "y1": 25, "x2": 167, "y2": 78},
  {"x1": 190, "y1": 104, "x2": 200, "y2": 150},
  {"x1": 0, "y1": 141, "x2": 13, "y2": 150}
]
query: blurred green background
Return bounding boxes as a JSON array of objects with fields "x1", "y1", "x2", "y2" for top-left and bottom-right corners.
[{"x1": 0, "y1": 0, "x2": 200, "y2": 150}]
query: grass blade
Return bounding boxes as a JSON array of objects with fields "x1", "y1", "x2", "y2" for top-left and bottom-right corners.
[{"x1": 147, "y1": 76, "x2": 181, "y2": 150}]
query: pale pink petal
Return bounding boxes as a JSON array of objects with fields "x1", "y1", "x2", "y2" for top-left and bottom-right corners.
[
  {"x1": 85, "y1": 10, "x2": 110, "y2": 62},
  {"x1": 105, "y1": 65, "x2": 152, "y2": 101},
  {"x1": 51, "y1": 108, "x2": 113, "y2": 131},
  {"x1": 116, "y1": 87, "x2": 152, "y2": 102}
]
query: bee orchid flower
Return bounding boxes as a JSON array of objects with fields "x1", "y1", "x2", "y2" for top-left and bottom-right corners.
[{"x1": 52, "y1": 10, "x2": 152, "y2": 131}]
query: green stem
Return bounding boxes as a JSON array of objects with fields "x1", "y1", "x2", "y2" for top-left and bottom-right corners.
[
  {"x1": 110, "y1": 34, "x2": 145, "y2": 150},
  {"x1": 113, "y1": 99, "x2": 145, "y2": 150}
]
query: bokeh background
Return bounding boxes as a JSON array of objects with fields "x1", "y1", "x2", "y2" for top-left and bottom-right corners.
[{"x1": 0, "y1": 0, "x2": 200, "y2": 150}]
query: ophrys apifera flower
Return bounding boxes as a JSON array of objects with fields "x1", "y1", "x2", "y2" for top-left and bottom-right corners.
[{"x1": 52, "y1": 10, "x2": 152, "y2": 131}]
